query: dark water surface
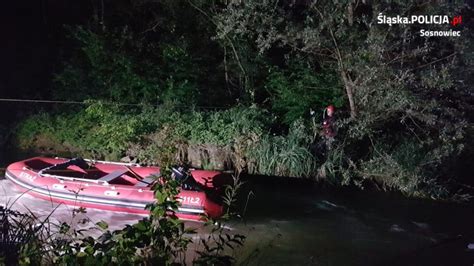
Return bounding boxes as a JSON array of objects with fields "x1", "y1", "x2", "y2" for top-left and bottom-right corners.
[
  {"x1": 1, "y1": 154, "x2": 473, "y2": 265},
  {"x1": 234, "y1": 177, "x2": 474, "y2": 265}
]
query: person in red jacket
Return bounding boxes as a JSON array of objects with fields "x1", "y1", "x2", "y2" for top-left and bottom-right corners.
[{"x1": 321, "y1": 105, "x2": 336, "y2": 150}]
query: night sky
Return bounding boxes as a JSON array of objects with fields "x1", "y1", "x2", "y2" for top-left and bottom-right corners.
[{"x1": 0, "y1": 1, "x2": 89, "y2": 99}]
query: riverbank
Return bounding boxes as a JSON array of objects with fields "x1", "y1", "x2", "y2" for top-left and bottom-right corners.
[{"x1": 10, "y1": 102, "x2": 473, "y2": 202}]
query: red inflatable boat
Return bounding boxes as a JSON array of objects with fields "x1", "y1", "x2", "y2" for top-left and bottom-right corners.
[{"x1": 5, "y1": 157, "x2": 228, "y2": 221}]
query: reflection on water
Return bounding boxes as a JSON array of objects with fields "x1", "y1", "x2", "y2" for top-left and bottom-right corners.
[{"x1": 1, "y1": 163, "x2": 474, "y2": 265}]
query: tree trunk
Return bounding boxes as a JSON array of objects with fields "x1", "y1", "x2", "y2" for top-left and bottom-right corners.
[{"x1": 341, "y1": 70, "x2": 357, "y2": 119}]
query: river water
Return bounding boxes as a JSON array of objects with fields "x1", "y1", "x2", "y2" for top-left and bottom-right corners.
[{"x1": 1, "y1": 155, "x2": 473, "y2": 265}]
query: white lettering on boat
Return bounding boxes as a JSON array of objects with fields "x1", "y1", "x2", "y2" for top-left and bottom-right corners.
[
  {"x1": 52, "y1": 184, "x2": 67, "y2": 190},
  {"x1": 104, "y1": 190, "x2": 120, "y2": 197},
  {"x1": 19, "y1": 172, "x2": 37, "y2": 181},
  {"x1": 178, "y1": 196, "x2": 201, "y2": 205}
]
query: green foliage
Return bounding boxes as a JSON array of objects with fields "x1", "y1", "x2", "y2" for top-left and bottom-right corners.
[
  {"x1": 53, "y1": 2, "x2": 222, "y2": 107},
  {"x1": 80, "y1": 102, "x2": 152, "y2": 158},
  {"x1": 15, "y1": 104, "x2": 270, "y2": 168},
  {"x1": 16, "y1": 101, "x2": 157, "y2": 160},
  {"x1": 52, "y1": 4, "x2": 264, "y2": 107},
  {"x1": 215, "y1": 0, "x2": 472, "y2": 199},
  {"x1": 160, "y1": 45, "x2": 200, "y2": 105},
  {"x1": 265, "y1": 63, "x2": 343, "y2": 124},
  {"x1": 356, "y1": 139, "x2": 460, "y2": 200},
  {"x1": 54, "y1": 27, "x2": 159, "y2": 103},
  {"x1": 249, "y1": 119, "x2": 316, "y2": 178},
  {"x1": 15, "y1": 112, "x2": 55, "y2": 149},
  {"x1": 181, "y1": 107, "x2": 269, "y2": 146},
  {"x1": 359, "y1": 140, "x2": 426, "y2": 194},
  {"x1": 0, "y1": 207, "x2": 44, "y2": 265}
]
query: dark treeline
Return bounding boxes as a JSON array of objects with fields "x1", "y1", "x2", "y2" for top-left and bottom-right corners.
[{"x1": 3, "y1": 0, "x2": 474, "y2": 200}]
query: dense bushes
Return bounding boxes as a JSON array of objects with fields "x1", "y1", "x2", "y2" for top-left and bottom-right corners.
[
  {"x1": 265, "y1": 63, "x2": 344, "y2": 125},
  {"x1": 15, "y1": 96, "x2": 471, "y2": 200},
  {"x1": 17, "y1": 103, "x2": 153, "y2": 159},
  {"x1": 15, "y1": 101, "x2": 322, "y2": 177}
]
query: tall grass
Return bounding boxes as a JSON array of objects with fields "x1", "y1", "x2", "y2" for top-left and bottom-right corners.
[
  {"x1": 249, "y1": 119, "x2": 317, "y2": 178},
  {"x1": 0, "y1": 206, "x2": 39, "y2": 264}
]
